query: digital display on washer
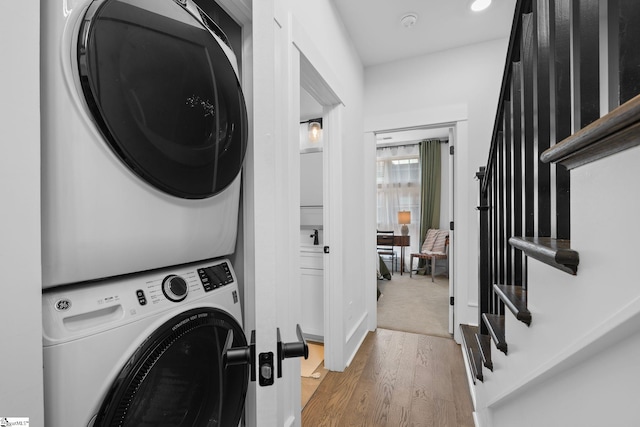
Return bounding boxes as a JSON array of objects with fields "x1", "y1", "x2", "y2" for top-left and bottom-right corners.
[{"x1": 197, "y1": 263, "x2": 234, "y2": 292}]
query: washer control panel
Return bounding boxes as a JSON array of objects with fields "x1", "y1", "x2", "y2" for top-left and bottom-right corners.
[
  {"x1": 162, "y1": 274, "x2": 189, "y2": 302},
  {"x1": 134, "y1": 261, "x2": 235, "y2": 305},
  {"x1": 197, "y1": 262, "x2": 234, "y2": 292},
  {"x1": 42, "y1": 259, "x2": 240, "y2": 345}
]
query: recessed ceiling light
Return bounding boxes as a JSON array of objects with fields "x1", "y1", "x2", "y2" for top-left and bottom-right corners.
[
  {"x1": 400, "y1": 13, "x2": 418, "y2": 29},
  {"x1": 470, "y1": 0, "x2": 492, "y2": 12}
]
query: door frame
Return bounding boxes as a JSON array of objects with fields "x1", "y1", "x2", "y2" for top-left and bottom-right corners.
[
  {"x1": 367, "y1": 124, "x2": 454, "y2": 334},
  {"x1": 295, "y1": 24, "x2": 346, "y2": 373},
  {"x1": 448, "y1": 126, "x2": 456, "y2": 334},
  {"x1": 364, "y1": 106, "x2": 468, "y2": 343}
]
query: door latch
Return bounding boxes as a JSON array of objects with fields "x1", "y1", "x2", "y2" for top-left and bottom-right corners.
[{"x1": 258, "y1": 352, "x2": 274, "y2": 386}]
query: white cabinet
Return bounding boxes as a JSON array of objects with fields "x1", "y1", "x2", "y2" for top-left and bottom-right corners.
[
  {"x1": 300, "y1": 248, "x2": 323, "y2": 338},
  {"x1": 300, "y1": 151, "x2": 323, "y2": 207}
]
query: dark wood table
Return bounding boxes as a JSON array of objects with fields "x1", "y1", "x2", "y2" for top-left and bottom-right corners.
[{"x1": 377, "y1": 235, "x2": 410, "y2": 275}]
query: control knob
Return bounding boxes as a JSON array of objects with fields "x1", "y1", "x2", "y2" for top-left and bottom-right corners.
[{"x1": 162, "y1": 274, "x2": 188, "y2": 302}]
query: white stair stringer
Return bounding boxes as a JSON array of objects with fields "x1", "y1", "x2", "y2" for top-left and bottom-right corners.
[{"x1": 472, "y1": 145, "x2": 640, "y2": 427}]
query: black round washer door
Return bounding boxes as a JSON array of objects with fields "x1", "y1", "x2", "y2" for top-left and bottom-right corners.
[
  {"x1": 94, "y1": 308, "x2": 249, "y2": 427},
  {"x1": 78, "y1": 0, "x2": 248, "y2": 199}
]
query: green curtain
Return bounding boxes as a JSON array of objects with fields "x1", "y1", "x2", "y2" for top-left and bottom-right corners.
[{"x1": 418, "y1": 139, "x2": 441, "y2": 270}]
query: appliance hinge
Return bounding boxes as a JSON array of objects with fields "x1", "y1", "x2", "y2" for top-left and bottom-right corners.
[
  {"x1": 450, "y1": 221, "x2": 454, "y2": 231},
  {"x1": 450, "y1": 146, "x2": 455, "y2": 155},
  {"x1": 450, "y1": 296, "x2": 455, "y2": 306}
]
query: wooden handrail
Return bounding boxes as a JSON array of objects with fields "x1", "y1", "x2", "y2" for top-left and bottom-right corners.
[{"x1": 481, "y1": 0, "x2": 532, "y2": 193}]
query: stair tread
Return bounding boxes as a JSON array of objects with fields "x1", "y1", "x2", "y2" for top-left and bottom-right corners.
[
  {"x1": 460, "y1": 324, "x2": 484, "y2": 383},
  {"x1": 475, "y1": 333, "x2": 493, "y2": 371},
  {"x1": 482, "y1": 313, "x2": 507, "y2": 354},
  {"x1": 541, "y1": 93, "x2": 640, "y2": 170},
  {"x1": 494, "y1": 284, "x2": 531, "y2": 326},
  {"x1": 509, "y1": 236, "x2": 579, "y2": 275}
]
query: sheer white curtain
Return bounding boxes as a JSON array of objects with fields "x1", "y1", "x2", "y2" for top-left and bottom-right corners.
[{"x1": 376, "y1": 144, "x2": 421, "y2": 269}]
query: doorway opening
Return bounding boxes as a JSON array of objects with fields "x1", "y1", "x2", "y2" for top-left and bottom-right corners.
[
  {"x1": 299, "y1": 86, "x2": 328, "y2": 407},
  {"x1": 296, "y1": 50, "x2": 346, "y2": 404},
  {"x1": 374, "y1": 125, "x2": 454, "y2": 338}
]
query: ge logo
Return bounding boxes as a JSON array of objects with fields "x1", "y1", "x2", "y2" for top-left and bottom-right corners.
[{"x1": 55, "y1": 299, "x2": 72, "y2": 311}]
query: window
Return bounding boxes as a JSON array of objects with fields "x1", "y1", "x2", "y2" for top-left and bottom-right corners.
[{"x1": 376, "y1": 145, "x2": 421, "y2": 265}]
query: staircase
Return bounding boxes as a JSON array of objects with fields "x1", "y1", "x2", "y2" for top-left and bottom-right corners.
[{"x1": 461, "y1": 1, "x2": 640, "y2": 426}]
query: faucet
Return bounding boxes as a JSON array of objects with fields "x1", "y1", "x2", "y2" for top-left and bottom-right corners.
[{"x1": 310, "y1": 229, "x2": 319, "y2": 245}]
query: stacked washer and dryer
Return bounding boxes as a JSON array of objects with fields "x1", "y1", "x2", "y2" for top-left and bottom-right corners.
[{"x1": 41, "y1": 0, "x2": 250, "y2": 425}]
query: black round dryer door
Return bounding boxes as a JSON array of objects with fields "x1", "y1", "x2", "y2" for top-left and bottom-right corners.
[
  {"x1": 78, "y1": 0, "x2": 248, "y2": 199},
  {"x1": 94, "y1": 308, "x2": 249, "y2": 426}
]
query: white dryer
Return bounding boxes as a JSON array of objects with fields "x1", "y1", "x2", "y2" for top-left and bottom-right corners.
[
  {"x1": 42, "y1": 258, "x2": 251, "y2": 426},
  {"x1": 41, "y1": 0, "x2": 248, "y2": 288}
]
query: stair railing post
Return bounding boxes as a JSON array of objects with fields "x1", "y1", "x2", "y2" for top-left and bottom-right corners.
[{"x1": 477, "y1": 167, "x2": 491, "y2": 335}]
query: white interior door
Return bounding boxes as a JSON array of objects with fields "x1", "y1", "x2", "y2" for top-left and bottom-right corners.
[
  {"x1": 198, "y1": 1, "x2": 352, "y2": 424},
  {"x1": 242, "y1": 2, "x2": 303, "y2": 425},
  {"x1": 230, "y1": 3, "x2": 352, "y2": 424}
]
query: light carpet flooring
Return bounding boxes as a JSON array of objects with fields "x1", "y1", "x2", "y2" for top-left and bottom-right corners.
[{"x1": 377, "y1": 272, "x2": 451, "y2": 338}]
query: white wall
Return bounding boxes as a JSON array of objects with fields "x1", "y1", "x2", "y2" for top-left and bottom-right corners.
[
  {"x1": 0, "y1": 0, "x2": 44, "y2": 423},
  {"x1": 287, "y1": 0, "x2": 367, "y2": 366},
  {"x1": 491, "y1": 330, "x2": 640, "y2": 427},
  {"x1": 364, "y1": 38, "x2": 509, "y2": 334}
]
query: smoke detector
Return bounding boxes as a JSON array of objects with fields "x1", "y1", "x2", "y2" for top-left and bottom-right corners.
[{"x1": 400, "y1": 13, "x2": 418, "y2": 29}]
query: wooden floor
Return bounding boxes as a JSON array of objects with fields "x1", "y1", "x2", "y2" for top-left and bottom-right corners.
[{"x1": 302, "y1": 329, "x2": 475, "y2": 427}]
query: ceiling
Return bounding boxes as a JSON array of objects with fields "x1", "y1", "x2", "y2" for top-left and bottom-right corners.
[
  {"x1": 301, "y1": 1, "x2": 516, "y2": 143},
  {"x1": 332, "y1": 0, "x2": 516, "y2": 67}
]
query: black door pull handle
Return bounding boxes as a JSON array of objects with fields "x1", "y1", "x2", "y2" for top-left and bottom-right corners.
[
  {"x1": 276, "y1": 324, "x2": 309, "y2": 378},
  {"x1": 223, "y1": 329, "x2": 256, "y2": 382}
]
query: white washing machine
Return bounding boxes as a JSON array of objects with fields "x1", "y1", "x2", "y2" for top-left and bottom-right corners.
[
  {"x1": 41, "y1": 0, "x2": 248, "y2": 288},
  {"x1": 43, "y1": 258, "x2": 251, "y2": 426}
]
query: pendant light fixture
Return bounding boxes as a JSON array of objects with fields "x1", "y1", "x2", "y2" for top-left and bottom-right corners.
[{"x1": 307, "y1": 119, "x2": 322, "y2": 143}]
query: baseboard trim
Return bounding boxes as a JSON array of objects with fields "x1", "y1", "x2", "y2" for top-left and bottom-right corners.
[
  {"x1": 473, "y1": 412, "x2": 480, "y2": 427},
  {"x1": 346, "y1": 312, "x2": 368, "y2": 343},
  {"x1": 283, "y1": 415, "x2": 295, "y2": 427},
  {"x1": 344, "y1": 313, "x2": 369, "y2": 368}
]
